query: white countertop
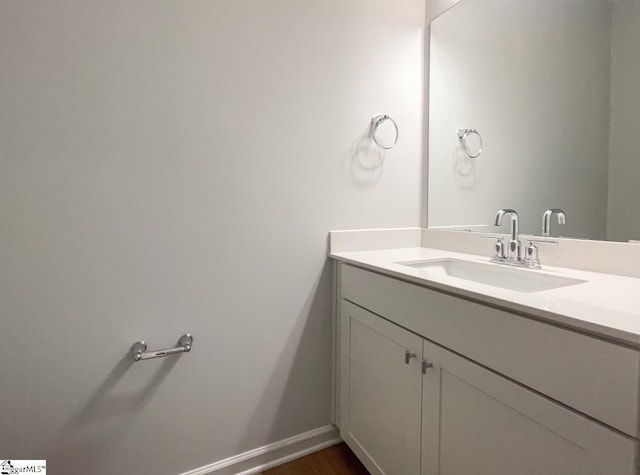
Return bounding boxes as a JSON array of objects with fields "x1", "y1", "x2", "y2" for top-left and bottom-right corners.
[{"x1": 330, "y1": 247, "x2": 640, "y2": 347}]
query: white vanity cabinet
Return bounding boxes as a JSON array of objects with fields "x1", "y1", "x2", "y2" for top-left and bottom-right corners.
[
  {"x1": 336, "y1": 263, "x2": 639, "y2": 475},
  {"x1": 421, "y1": 339, "x2": 636, "y2": 475},
  {"x1": 340, "y1": 301, "x2": 423, "y2": 475}
]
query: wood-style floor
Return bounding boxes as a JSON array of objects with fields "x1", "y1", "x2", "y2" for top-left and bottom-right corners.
[{"x1": 260, "y1": 442, "x2": 370, "y2": 475}]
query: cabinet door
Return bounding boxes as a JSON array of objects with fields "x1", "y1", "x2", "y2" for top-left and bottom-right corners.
[
  {"x1": 340, "y1": 300, "x2": 423, "y2": 475},
  {"x1": 421, "y1": 340, "x2": 637, "y2": 475}
]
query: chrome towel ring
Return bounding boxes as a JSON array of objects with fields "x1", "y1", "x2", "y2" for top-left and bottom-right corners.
[
  {"x1": 457, "y1": 128, "x2": 483, "y2": 159},
  {"x1": 371, "y1": 115, "x2": 399, "y2": 150}
]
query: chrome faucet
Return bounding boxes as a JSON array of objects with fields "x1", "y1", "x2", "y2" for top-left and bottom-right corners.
[
  {"x1": 542, "y1": 209, "x2": 566, "y2": 237},
  {"x1": 494, "y1": 209, "x2": 521, "y2": 261},
  {"x1": 482, "y1": 209, "x2": 557, "y2": 269}
]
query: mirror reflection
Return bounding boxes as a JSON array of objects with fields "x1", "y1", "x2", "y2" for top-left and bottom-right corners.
[{"x1": 427, "y1": 0, "x2": 640, "y2": 242}]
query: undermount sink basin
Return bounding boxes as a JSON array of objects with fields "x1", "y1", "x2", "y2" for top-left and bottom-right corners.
[{"x1": 396, "y1": 258, "x2": 587, "y2": 293}]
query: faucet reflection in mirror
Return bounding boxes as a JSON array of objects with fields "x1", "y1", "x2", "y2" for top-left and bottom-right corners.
[{"x1": 543, "y1": 209, "x2": 566, "y2": 237}]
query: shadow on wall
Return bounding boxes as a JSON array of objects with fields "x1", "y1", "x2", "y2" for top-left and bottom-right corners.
[
  {"x1": 237, "y1": 258, "x2": 334, "y2": 455},
  {"x1": 48, "y1": 351, "x2": 181, "y2": 473},
  {"x1": 452, "y1": 147, "x2": 479, "y2": 189},
  {"x1": 344, "y1": 126, "x2": 385, "y2": 185}
]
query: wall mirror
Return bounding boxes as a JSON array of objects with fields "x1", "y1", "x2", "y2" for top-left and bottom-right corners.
[{"x1": 427, "y1": 0, "x2": 640, "y2": 242}]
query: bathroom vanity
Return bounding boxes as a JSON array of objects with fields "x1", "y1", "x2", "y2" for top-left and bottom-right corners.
[
  {"x1": 331, "y1": 0, "x2": 640, "y2": 471},
  {"x1": 330, "y1": 233, "x2": 640, "y2": 475}
]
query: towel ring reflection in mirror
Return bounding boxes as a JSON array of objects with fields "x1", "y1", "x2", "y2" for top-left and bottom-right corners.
[
  {"x1": 371, "y1": 115, "x2": 399, "y2": 150},
  {"x1": 457, "y1": 128, "x2": 483, "y2": 159}
]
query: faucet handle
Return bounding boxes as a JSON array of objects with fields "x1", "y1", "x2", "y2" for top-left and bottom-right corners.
[
  {"x1": 524, "y1": 238, "x2": 557, "y2": 268},
  {"x1": 527, "y1": 238, "x2": 558, "y2": 245},
  {"x1": 480, "y1": 234, "x2": 506, "y2": 259},
  {"x1": 479, "y1": 233, "x2": 505, "y2": 240}
]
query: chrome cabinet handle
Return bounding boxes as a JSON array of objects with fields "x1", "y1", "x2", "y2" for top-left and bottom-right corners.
[
  {"x1": 130, "y1": 333, "x2": 193, "y2": 362},
  {"x1": 422, "y1": 359, "x2": 434, "y2": 374},
  {"x1": 405, "y1": 350, "x2": 417, "y2": 364}
]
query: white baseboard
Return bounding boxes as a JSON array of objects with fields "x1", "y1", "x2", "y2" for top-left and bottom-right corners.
[{"x1": 179, "y1": 425, "x2": 341, "y2": 475}]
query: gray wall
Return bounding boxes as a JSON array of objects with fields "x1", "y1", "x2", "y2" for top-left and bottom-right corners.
[
  {"x1": 0, "y1": 1, "x2": 424, "y2": 473},
  {"x1": 427, "y1": 0, "x2": 611, "y2": 239},
  {"x1": 607, "y1": 1, "x2": 640, "y2": 241}
]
